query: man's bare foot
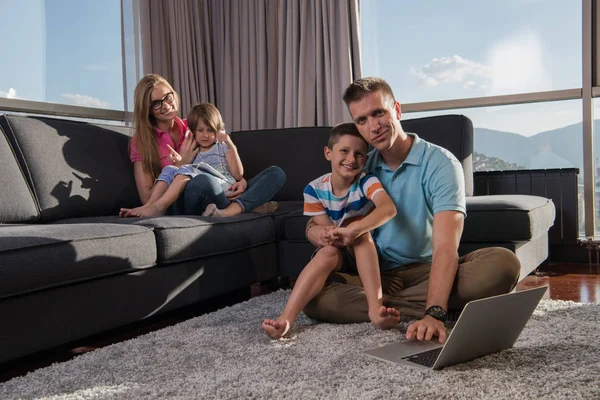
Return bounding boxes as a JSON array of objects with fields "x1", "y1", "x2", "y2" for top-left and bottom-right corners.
[
  {"x1": 369, "y1": 306, "x2": 401, "y2": 330},
  {"x1": 201, "y1": 203, "x2": 226, "y2": 217},
  {"x1": 252, "y1": 201, "x2": 278, "y2": 214},
  {"x1": 262, "y1": 318, "x2": 292, "y2": 339},
  {"x1": 120, "y1": 203, "x2": 166, "y2": 218}
]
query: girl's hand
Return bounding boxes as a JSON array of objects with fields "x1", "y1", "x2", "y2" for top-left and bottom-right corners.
[
  {"x1": 178, "y1": 133, "x2": 199, "y2": 164},
  {"x1": 216, "y1": 129, "x2": 233, "y2": 148},
  {"x1": 226, "y1": 178, "x2": 247, "y2": 200}
]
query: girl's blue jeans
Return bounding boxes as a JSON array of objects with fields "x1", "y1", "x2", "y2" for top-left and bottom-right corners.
[{"x1": 168, "y1": 166, "x2": 286, "y2": 215}]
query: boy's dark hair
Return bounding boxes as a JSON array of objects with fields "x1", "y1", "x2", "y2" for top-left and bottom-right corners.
[
  {"x1": 342, "y1": 77, "x2": 396, "y2": 107},
  {"x1": 327, "y1": 122, "x2": 367, "y2": 149}
]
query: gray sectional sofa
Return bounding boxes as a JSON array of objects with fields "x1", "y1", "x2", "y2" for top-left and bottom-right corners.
[{"x1": 0, "y1": 113, "x2": 555, "y2": 364}]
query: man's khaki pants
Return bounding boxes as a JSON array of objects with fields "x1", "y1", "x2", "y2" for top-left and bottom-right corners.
[{"x1": 303, "y1": 247, "x2": 521, "y2": 323}]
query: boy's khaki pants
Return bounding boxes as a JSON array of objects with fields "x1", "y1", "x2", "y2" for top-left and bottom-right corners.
[{"x1": 303, "y1": 247, "x2": 521, "y2": 322}]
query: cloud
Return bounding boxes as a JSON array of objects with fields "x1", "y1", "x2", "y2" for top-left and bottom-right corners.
[
  {"x1": 61, "y1": 93, "x2": 110, "y2": 108},
  {"x1": 0, "y1": 88, "x2": 18, "y2": 99},
  {"x1": 409, "y1": 55, "x2": 490, "y2": 88},
  {"x1": 486, "y1": 30, "x2": 550, "y2": 96},
  {"x1": 409, "y1": 30, "x2": 551, "y2": 96}
]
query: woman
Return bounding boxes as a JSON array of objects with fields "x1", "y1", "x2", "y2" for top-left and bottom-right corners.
[{"x1": 125, "y1": 74, "x2": 285, "y2": 216}]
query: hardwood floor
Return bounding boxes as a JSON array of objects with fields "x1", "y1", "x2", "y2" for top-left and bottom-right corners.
[
  {"x1": 517, "y1": 263, "x2": 600, "y2": 303},
  {"x1": 0, "y1": 262, "x2": 598, "y2": 383}
]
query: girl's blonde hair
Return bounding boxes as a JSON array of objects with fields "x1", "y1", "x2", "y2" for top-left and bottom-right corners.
[
  {"x1": 132, "y1": 74, "x2": 180, "y2": 180},
  {"x1": 187, "y1": 103, "x2": 225, "y2": 135}
]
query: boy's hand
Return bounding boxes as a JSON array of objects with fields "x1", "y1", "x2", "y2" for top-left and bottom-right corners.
[
  {"x1": 320, "y1": 226, "x2": 338, "y2": 246},
  {"x1": 329, "y1": 226, "x2": 360, "y2": 247},
  {"x1": 216, "y1": 129, "x2": 233, "y2": 147}
]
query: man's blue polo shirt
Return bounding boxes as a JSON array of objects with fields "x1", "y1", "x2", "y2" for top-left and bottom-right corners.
[{"x1": 364, "y1": 133, "x2": 466, "y2": 270}]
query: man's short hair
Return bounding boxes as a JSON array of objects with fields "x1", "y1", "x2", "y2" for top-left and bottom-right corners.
[
  {"x1": 343, "y1": 77, "x2": 396, "y2": 107},
  {"x1": 328, "y1": 122, "x2": 368, "y2": 149}
]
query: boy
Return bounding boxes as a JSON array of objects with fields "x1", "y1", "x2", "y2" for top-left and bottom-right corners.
[{"x1": 262, "y1": 122, "x2": 399, "y2": 339}]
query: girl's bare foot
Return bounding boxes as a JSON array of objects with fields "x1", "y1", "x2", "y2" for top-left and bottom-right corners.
[
  {"x1": 370, "y1": 306, "x2": 401, "y2": 330},
  {"x1": 202, "y1": 203, "x2": 226, "y2": 217},
  {"x1": 252, "y1": 201, "x2": 278, "y2": 214},
  {"x1": 120, "y1": 203, "x2": 166, "y2": 218},
  {"x1": 262, "y1": 318, "x2": 292, "y2": 339}
]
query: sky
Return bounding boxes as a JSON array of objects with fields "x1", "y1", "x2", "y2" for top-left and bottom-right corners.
[{"x1": 0, "y1": 0, "x2": 588, "y2": 137}]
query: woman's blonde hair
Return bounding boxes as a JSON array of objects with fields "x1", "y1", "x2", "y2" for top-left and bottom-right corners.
[
  {"x1": 187, "y1": 103, "x2": 225, "y2": 135},
  {"x1": 132, "y1": 74, "x2": 180, "y2": 180}
]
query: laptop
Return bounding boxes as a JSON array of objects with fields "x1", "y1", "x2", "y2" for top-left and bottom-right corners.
[{"x1": 364, "y1": 286, "x2": 548, "y2": 370}]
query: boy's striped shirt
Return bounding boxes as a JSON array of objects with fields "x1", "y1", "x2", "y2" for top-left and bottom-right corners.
[{"x1": 303, "y1": 172, "x2": 385, "y2": 227}]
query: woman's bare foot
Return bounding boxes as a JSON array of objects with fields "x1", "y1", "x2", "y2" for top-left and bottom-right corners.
[
  {"x1": 262, "y1": 318, "x2": 292, "y2": 339},
  {"x1": 201, "y1": 203, "x2": 226, "y2": 217},
  {"x1": 120, "y1": 203, "x2": 166, "y2": 218},
  {"x1": 252, "y1": 201, "x2": 278, "y2": 214},
  {"x1": 369, "y1": 306, "x2": 401, "y2": 330}
]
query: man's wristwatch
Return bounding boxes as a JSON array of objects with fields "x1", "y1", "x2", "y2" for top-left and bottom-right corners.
[{"x1": 424, "y1": 305, "x2": 448, "y2": 323}]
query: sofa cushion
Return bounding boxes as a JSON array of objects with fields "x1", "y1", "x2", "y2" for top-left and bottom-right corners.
[
  {"x1": 231, "y1": 127, "x2": 332, "y2": 201},
  {"x1": 0, "y1": 121, "x2": 39, "y2": 223},
  {"x1": 0, "y1": 115, "x2": 140, "y2": 222},
  {"x1": 0, "y1": 223, "x2": 157, "y2": 299},
  {"x1": 463, "y1": 195, "x2": 555, "y2": 242},
  {"x1": 282, "y1": 195, "x2": 555, "y2": 243},
  {"x1": 57, "y1": 213, "x2": 277, "y2": 264}
]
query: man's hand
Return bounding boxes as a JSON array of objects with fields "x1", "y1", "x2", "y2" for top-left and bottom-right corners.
[
  {"x1": 226, "y1": 178, "x2": 247, "y2": 200},
  {"x1": 405, "y1": 315, "x2": 447, "y2": 344}
]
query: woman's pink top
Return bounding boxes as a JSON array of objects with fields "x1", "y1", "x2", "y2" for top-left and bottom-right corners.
[{"x1": 130, "y1": 117, "x2": 189, "y2": 167}]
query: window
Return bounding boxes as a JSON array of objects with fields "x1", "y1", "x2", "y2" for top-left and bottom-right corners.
[
  {"x1": 360, "y1": 0, "x2": 582, "y2": 103},
  {"x1": 405, "y1": 100, "x2": 582, "y2": 171},
  {"x1": 0, "y1": 0, "x2": 123, "y2": 111}
]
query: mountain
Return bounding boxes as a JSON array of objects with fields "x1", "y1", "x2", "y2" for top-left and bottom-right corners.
[{"x1": 473, "y1": 121, "x2": 600, "y2": 171}]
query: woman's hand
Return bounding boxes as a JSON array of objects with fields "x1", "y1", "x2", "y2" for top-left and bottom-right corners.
[
  {"x1": 166, "y1": 144, "x2": 182, "y2": 165},
  {"x1": 177, "y1": 133, "x2": 199, "y2": 165},
  {"x1": 226, "y1": 178, "x2": 247, "y2": 201}
]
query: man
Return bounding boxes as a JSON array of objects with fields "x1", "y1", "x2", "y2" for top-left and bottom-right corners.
[{"x1": 303, "y1": 77, "x2": 520, "y2": 344}]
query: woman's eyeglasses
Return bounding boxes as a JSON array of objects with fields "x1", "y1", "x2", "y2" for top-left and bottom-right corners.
[{"x1": 150, "y1": 92, "x2": 174, "y2": 111}]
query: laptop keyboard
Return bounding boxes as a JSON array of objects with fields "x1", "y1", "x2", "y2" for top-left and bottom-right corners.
[{"x1": 402, "y1": 347, "x2": 443, "y2": 368}]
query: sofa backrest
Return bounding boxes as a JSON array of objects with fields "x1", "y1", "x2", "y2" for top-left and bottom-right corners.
[
  {"x1": 232, "y1": 114, "x2": 474, "y2": 200},
  {"x1": 401, "y1": 114, "x2": 474, "y2": 196},
  {"x1": 231, "y1": 127, "x2": 332, "y2": 201},
  {"x1": 0, "y1": 114, "x2": 140, "y2": 222},
  {"x1": 0, "y1": 121, "x2": 39, "y2": 223}
]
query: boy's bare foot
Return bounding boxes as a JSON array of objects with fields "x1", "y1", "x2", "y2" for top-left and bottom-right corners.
[
  {"x1": 201, "y1": 203, "x2": 226, "y2": 217},
  {"x1": 262, "y1": 318, "x2": 292, "y2": 339},
  {"x1": 370, "y1": 306, "x2": 401, "y2": 330},
  {"x1": 252, "y1": 201, "x2": 278, "y2": 214},
  {"x1": 120, "y1": 203, "x2": 166, "y2": 218}
]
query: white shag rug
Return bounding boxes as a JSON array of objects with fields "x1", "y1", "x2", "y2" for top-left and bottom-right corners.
[{"x1": 1, "y1": 290, "x2": 598, "y2": 400}]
